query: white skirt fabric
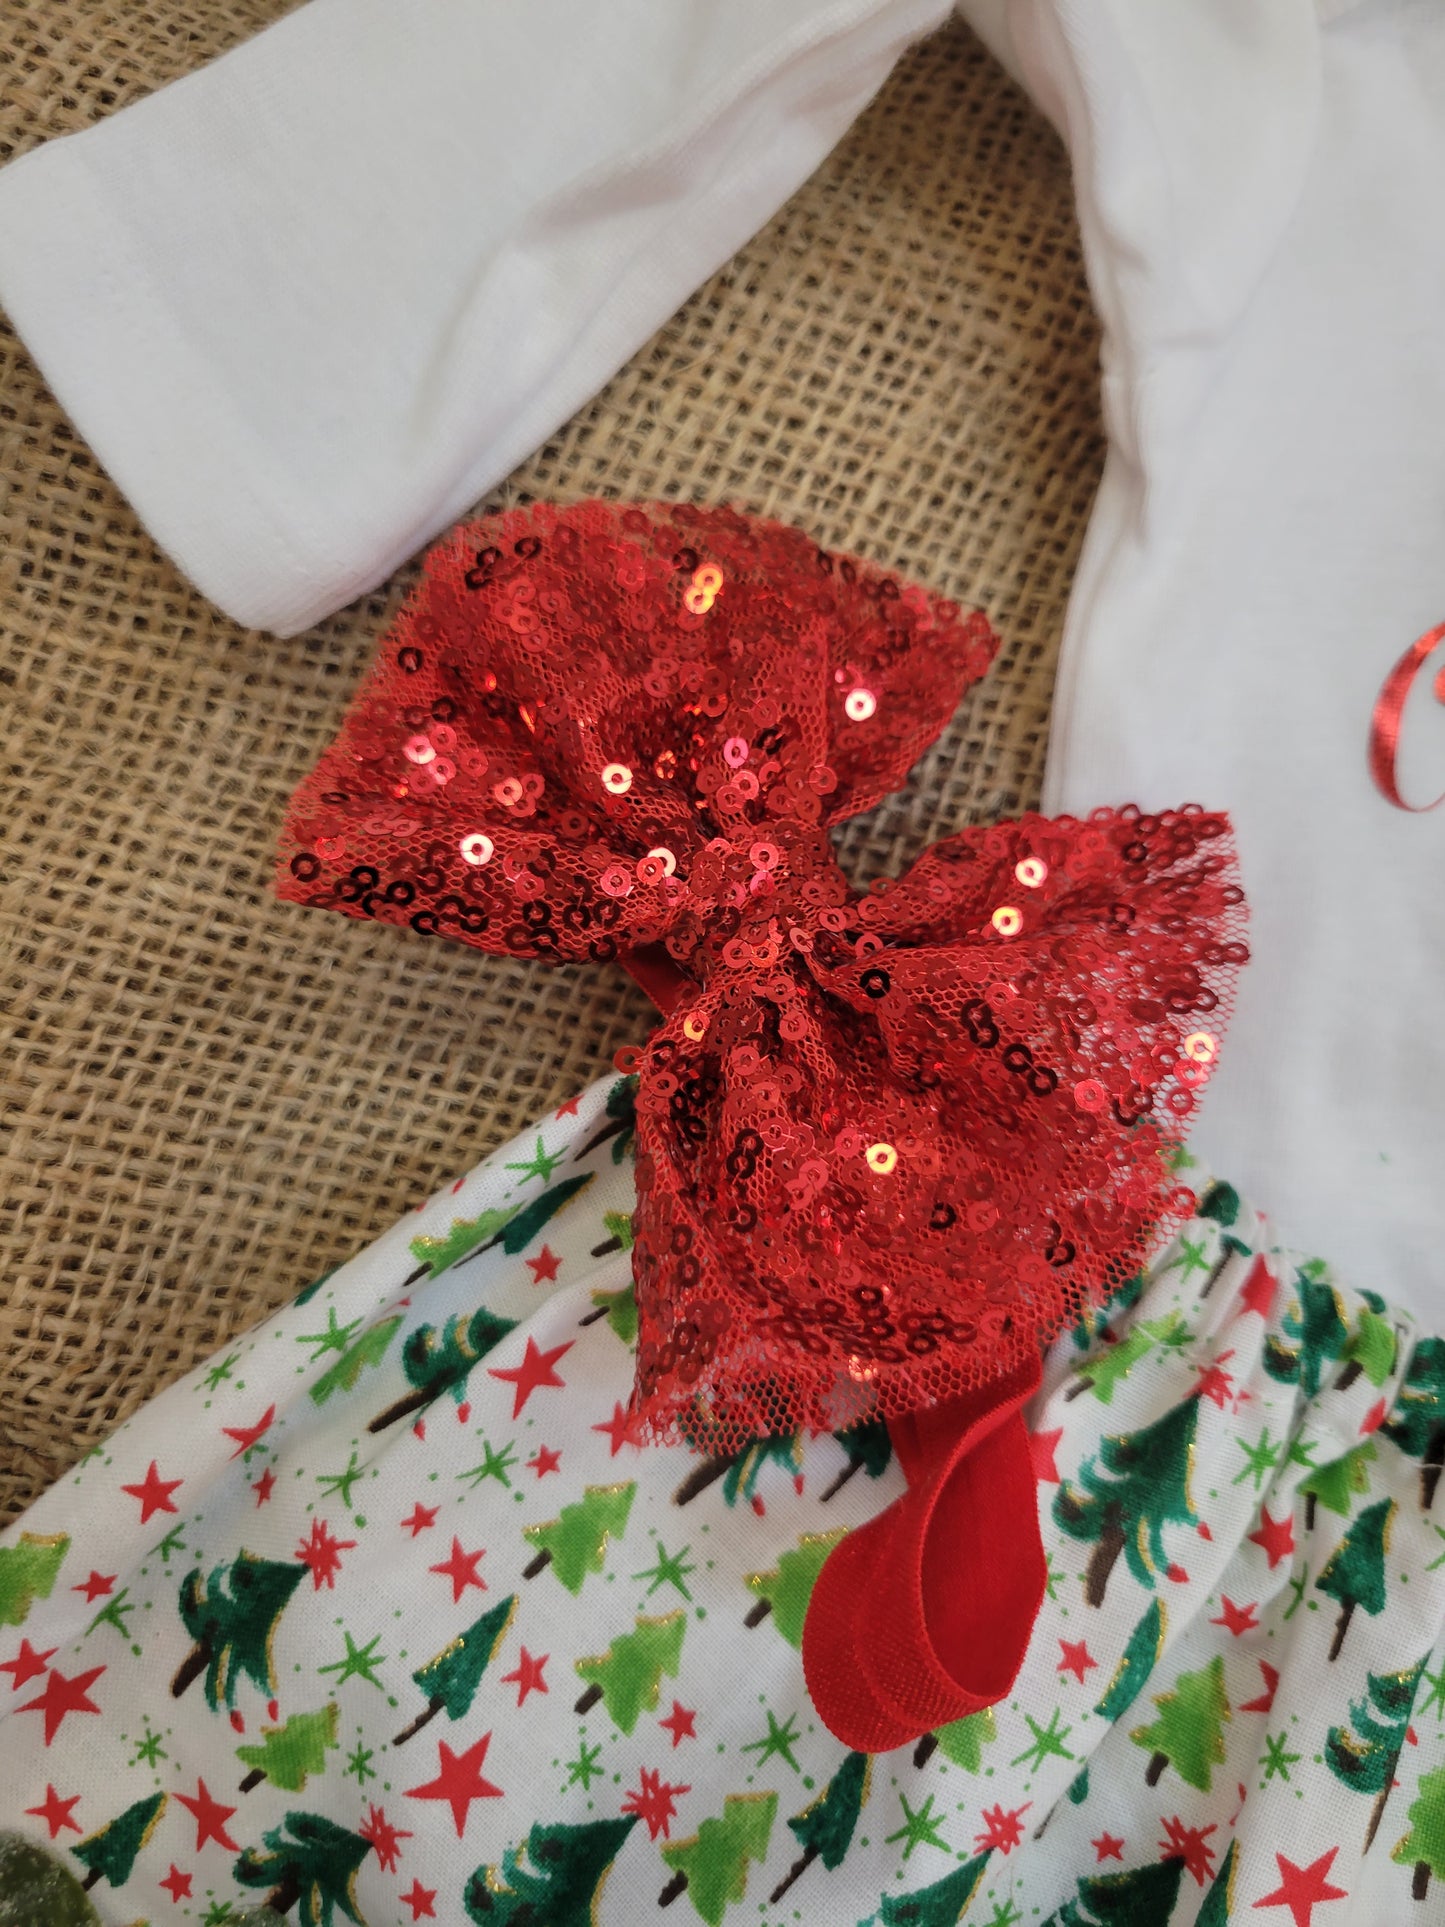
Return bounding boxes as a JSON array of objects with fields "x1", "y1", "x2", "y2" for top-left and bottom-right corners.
[{"x1": 2, "y1": 1072, "x2": 1443, "y2": 1926}]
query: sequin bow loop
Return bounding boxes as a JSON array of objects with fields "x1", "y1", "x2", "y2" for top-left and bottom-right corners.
[{"x1": 278, "y1": 499, "x2": 1249, "y2": 1751}]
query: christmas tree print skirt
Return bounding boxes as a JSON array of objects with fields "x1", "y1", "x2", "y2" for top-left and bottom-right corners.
[{"x1": 4, "y1": 1075, "x2": 1445, "y2": 1927}]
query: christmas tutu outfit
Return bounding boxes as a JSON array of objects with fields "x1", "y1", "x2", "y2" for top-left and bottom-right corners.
[{"x1": 3, "y1": 502, "x2": 1443, "y2": 1927}]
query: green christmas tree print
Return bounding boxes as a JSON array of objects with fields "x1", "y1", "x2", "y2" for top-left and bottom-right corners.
[
  {"x1": 769, "y1": 1750, "x2": 870, "y2": 1902},
  {"x1": 1342, "y1": 1303, "x2": 1397, "y2": 1391},
  {"x1": 233, "y1": 1809, "x2": 372, "y2": 1926},
  {"x1": 1044, "y1": 1854, "x2": 1185, "y2": 1926},
  {"x1": 574, "y1": 1075, "x2": 637, "y2": 1163},
  {"x1": 464, "y1": 1815, "x2": 637, "y2": 1925},
  {"x1": 1130, "y1": 1654, "x2": 1231, "y2": 1791},
  {"x1": 1393, "y1": 1762, "x2": 1445, "y2": 1901},
  {"x1": 394, "y1": 1594, "x2": 516, "y2": 1744},
  {"x1": 1317, "y1": 1497, "x2": 1395, "y2": 1659},
  {"x1": 590, "y1": 1209, "x2": 635, "y2": 1259},
  {"x1": 309, "y1": 1316, "x2": 403, "y2": 1408},
  {"x1": 821, "y1": 1417, "x2": 892, "y2": 1502},
  {"x1": 658, "y1": 1792, "x2": 777, "y2": 1924},
  {"x1": 1054, "y1": 1396, "x2": 1199, "y2": 1605},
  {"x1": 914, "y1": 1707, "x2": 996, "y2": 1771},
  {"x1": 173, "y1": 1549, "x2": 307, "y2": 1707},
  {"x1": 71, "y1": 1792, "x2": 166, "y2": 1894},
  {"x1": 368, "y1": 1304, "x2": 518, "y2": 1433},
  {"x1": 1263, "y1": 1274, "x2": 1350, "y2": 1399},
  {"x1": 405, "y1": 1204, "x2": 523, "y2": 1283},
  {"x1": 237, "y1": 1703, "x2": 340, "y2": 1792},
  {"x1": 1064, "y1": 1324, "x2": 1156, "y2": 1405},
  {"x1": 1326, "y1": 1655, "x2": 1427, "y2": 1850},
  {"x1": 1197, "y1": 1180, "x2": 1240, "y2": 1227},
  {"x1": 574, "y1": 1610, "x2": 685, "y2": 1731},
  {"x1": 1381, "y1": 1336, "x2": 1445, "y2": 1509},
  {"x1": 671, "y1": 1435, "x2": 801, "y2": 1510},
  {"x1": 523, "y1": 1481, "x2": 636, "y2": 1591},
  {"x1": 1301, "y1": 1441, "x2": 1376, "y2": 1530},
  {"x1": 580, "y1": 1280, "x2": 637, "y2": 1344},
  {"x1": 744, "y1": 1529, "x2": 849, "y2": 1645},
  {"x1": 0, "y1": 1831, "x2": 101, "y2": 1926},
  {"x1": 876, "y1": 1851, "x2": 991, "y2": 1925},
  {"x1": 1196, "y1": 1838, "x2": 1237, "y2": 1927},
  {"x1": 0, "y1": 1531, "x2": 68, "y2": 1626},
  {"x1": 1096, "y1": 1599, "x2": 1167, "y2": 1721}
]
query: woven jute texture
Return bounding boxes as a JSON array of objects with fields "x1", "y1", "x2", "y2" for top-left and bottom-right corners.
[{"x1": 0, "y1": 9, "x2": 1103, "y2": 1521}]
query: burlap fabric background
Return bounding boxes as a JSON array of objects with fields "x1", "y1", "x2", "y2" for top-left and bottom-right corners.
[{"x1": 0, "y1": 9, "x2": 1103, "y2": 1522}]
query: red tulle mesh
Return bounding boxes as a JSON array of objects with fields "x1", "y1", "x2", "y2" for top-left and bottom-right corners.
[{"x1": 277, "y1": 500, "x2": 1248, "y2": 1450}]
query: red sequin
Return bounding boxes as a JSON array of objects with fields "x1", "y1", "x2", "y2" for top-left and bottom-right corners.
[{"x1": 278, "y1": 500, "x2": 1248, "y2": 1451}]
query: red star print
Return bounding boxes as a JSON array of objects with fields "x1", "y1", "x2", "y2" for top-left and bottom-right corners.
[
  {"x1": 429, "y1": 1536, "x2": 487, "y2": 1602},
  {"x1": 1253, "y1": 1847, "x2": 1348, "y2": 1926},
  {"x1": 70, "y1": 1570, "x2": 116, "y2": 1603},
  {"x1": 659, "y1": 1701, "x2": 697, "y2": 1747},
  {"x1": 404, "y1": 1733, "x2": 503, "y2": 1837},
  {"x1": 1361, "y1": 1397, "x2": 1387, "y2": 1435},
  {"x1": 1248, "y1": 1504, "x2": 1295, "y2": 1569},
  {"x1": 555, "y1": 1094, "x2": 581, "y2": 1117},
  {"x1": 1092, "y1": 1832, "x2": 1124, "y2": 1863},
  {"x1": 173, "y1": 1778, "x2": 241, "y2": 1853},
  {"x1": 401, "y1": 1880, "x2": 438, "y2": 1920},
  {"x1": 2, "y1": 1638, "x2": 57, "y2": 1691},
  {"x1": 1057, "y1": 1638, "x2": 1097, "y2": 1685},
  {"x1": 1194, "y1": 1351, "x2": 1237, "y2": 1409},
  {"x1": 1210, "y1": 1595, "x2": 1260, "y2": 1638},
  {"x1": 524, "y1": 1244, "x2": 561, "y2": 1285},
  {"x1": 402, "y1": 1503, "x2": 440, "y2": 1537},
  {"x1": 527, "y1": 1445, "x2": 562, "y2": 1478},
  {"x1": 1240, "y1": 1660, "x2": 1280, "y2": 1715},
  {"x1": 17, "y1": 1663, "x2": 105, "y2": 1745},
  {"x1": 621, "y1": 1766, "x2": 692, "y2": 1842},
  {"x1": 974, "y1": 1802, "x2": 1031, "y2": 1855},
  {"x1": 359, "y1": 1802, "x2": 413, "y2": 1873},
  {"x1": 500, "y1": 1646, "x2": 549, "y2": 1706},
  {"x1": 1029, "y1": 1427, "x2": 1063, "y2": 1484},
  {"x1": 1239, "y1": 1255, "x2": 1277, "y2": 1319},
  {"x1": 1160, "y1": 1814, "x2": 1218, "y2": 1886},
  {"x1": 120, "y1": 1459, "x2": 183, "y2": 1522},
  {"x1": 159, "y1": 1865, "x2": 193, "y2": 1904},
  {"x1": 593, "y1": 1401, "x2": 641, "y2": 1456},
  {"x1": 24, "y1": 1784, "x2": 82, "y2": 1839},
  {"x1": 252, "y1": 1468, "x2": 277, "y2": 1506},
  {"x1": 488, "y1": 1336, "x2": 573, "y2": 1417},
  {"x1": 296, "y1": 1517, "x2": 358, "y2": 1591},
  {"x1": 223, "y1": 1403, "x2": 276, "y2": 1459}
]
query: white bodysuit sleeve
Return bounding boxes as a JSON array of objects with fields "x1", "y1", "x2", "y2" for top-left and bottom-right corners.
[{"x1": 0, "y1": 0, "x2": 948, "y2": 635}]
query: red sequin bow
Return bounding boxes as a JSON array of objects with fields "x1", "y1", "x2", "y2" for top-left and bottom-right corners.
[{"x1": 278, "y1": 500, "x2": 1247, "y2": 1747}]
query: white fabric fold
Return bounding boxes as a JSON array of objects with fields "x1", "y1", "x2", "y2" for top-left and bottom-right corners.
[{"x1": 0, "y1": 0, "x2": 948, "y2": 635}]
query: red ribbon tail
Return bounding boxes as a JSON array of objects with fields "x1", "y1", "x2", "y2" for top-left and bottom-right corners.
[{"x1": 803, "y1": 1355, "x2": 1045, "y2": 1752}]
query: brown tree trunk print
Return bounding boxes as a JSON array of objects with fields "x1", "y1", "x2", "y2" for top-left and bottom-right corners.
[
  {"x1": 1145, "y1": 1752, "x2": 1167, "y2": 1787},
  {"x1": 239, "y1": 1768, "x2": 266, "y2": 1794},
  {"x1": 1415, "y1": 1861, "x2": 1431, "y2": 1901},
  {"x1": 1329, "y1": 1602, "x2": 1355, "y2": 1663},
  {"x1": 744, "y1": 1599, "x2": 772, "y2": 1629},
  {"x1": 1086, "y1": 1503, "x2": 1126, "y2": 1607},
  {"x1": 392, "y1": 1696, "x2": 444, "y2": 1746},
  {"x1": 659, "y1": 1870, "x2": 688, "y2": 1906},
  {"x1": 672, "y1": 1455, "x2": 734, "y2": 1507},
  {"x1": 769, "y1": 1847, "x2": 817, "y2": 1903},
  {"x1": 913, "y1": 1732, "x2": 938, "y2": 1769},
  {"x1": 171, "y1": 1639, "x2": 212, "y2": 1699},
  {"x1": 368, "y1": 1387, "x2": 432, "y2": 1434},
  {"x1": 576, "y1": 1683, "x2": 604, "y2": 1715}
]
